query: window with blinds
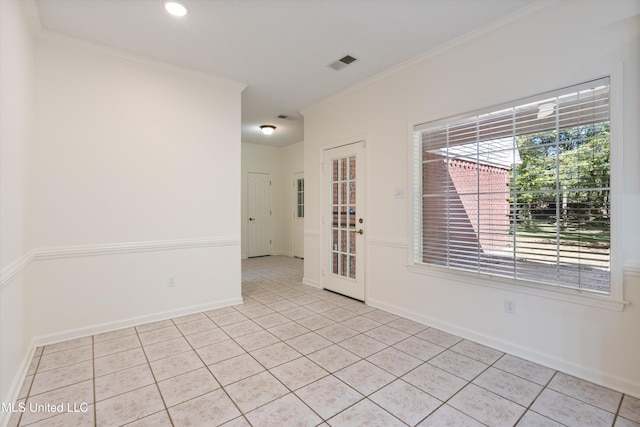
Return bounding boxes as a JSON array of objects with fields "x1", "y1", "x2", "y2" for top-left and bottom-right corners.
[{"x1": 413, "y1": 78, "x2": 611, "y2": 294}]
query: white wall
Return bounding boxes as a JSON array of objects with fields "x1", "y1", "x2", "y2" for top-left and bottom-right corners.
[
  {"x1": 280, "y1": 142, "x2": 305, "y2": 255},
  {"x1": 0, "y1": 0, "x2": 35, "y2": 414},
  {"x1": 30, "y1": 35, "x2": 245, "y2": 337},
  {"x1": 303, "y1": 1, "x2": 640, "y2": 397},
  {"x1": 241, "y1": 142, "x2": 303, "y2": 258},
  {"x1": 0, "y1": 5, "x2": 246, "y2": 416}
]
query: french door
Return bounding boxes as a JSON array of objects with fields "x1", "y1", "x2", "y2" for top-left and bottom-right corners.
[{"x1": 323, "y1": 142, "x2": 366, "y2": 301}]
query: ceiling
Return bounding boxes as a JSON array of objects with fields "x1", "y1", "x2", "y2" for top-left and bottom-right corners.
[{"x1": 34, "y1": 0, "x2": 536, "y2": 147}]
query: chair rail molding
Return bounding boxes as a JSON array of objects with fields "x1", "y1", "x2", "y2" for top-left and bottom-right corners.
[{"x1": 0, "y1": 236, "x2": 240, "y2": 290}]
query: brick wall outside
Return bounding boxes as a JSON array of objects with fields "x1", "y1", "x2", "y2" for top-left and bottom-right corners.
[{"x1": 423, "y1": 154, "x2": 511, "y2": 263}]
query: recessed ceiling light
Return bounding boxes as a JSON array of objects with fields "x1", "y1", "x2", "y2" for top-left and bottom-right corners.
[
  {"x1": 164, "y1": 0, "x2": 189, "y2": 17},
  {"x1": 260, "y1": 125, "x2": 276, "y2": 136}
]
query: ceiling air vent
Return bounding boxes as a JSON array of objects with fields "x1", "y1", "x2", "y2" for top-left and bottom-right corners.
[{"x1": 329, "y1": 54, "x2": 357, "y2": 71}]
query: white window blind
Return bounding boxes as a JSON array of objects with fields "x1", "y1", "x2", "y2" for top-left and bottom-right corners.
[{"x1": 413, "y1": 78, "x2": 611, "y2": 294}]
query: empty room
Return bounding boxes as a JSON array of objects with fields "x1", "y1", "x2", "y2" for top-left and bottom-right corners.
[{"x1": 1, "y1": 0, "x2": 639, "y2": 426}]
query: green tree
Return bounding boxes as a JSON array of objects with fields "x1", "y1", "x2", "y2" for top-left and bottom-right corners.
[{"x1": 511, "y1": 122, "x2": 610, "y2": 237}]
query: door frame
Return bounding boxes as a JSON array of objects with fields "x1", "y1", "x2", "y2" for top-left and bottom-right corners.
[{"x1": 321, "y1": 139, "x2": 367, "y2": 301}]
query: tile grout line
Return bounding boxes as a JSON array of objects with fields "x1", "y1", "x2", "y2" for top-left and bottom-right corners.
[
  {"x1": 351, "y1": 321, "x2": 455, "y2": 426},
  {"x1": 244, "y1": 306, "x2": 359, "y2": 425},
  {"x1": 239, "y1": 275, "x2": 377, "y2": 424},
  {"x1": 395, "y1": 334, "x2": 480, "y2": 426},
  {"x1": 92, "y1": 335, "x2": 96, "y2": 427},
  {"x1": 21, "y1": 342, "x2": 93, "y2": 427},
  {"x1": 427, "y1": 357, "x2": 495, "y2": 426},
  {"x1": 246, "y1": 269, "x2": 439, "y2": 424},
  {"x1": 133, "y1": 324, "x2": 175, "y2": 427},
  {"x1": 244, "y1": 264, "x2": 502, "y2": 425},
  {"x1": 215, "y1": 316, "x2": 332, "y2": 424},
  {"x1": 612, "y1": 393, "x2": 625, "y2": 426},
  {"x1": 200, "y1": 306, "x2": 312, "y2": 422},
  {"x1": 514, "y1": 368, "x2": 560, "y2": 426},
  {"x1": 540, "y1": 371, "x2": 625, "y2": 422},
  {"x1": 173, "y1": 312, "x2": 250, "y2": 426},
  {"x1": 251, "y1": 281, "x2": 466, "y2": 425},
  {"x1": 14, "y1": 348, "x2": 43, "y2": 427}
]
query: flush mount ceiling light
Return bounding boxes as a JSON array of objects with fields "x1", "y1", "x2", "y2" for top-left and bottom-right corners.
[
  {"x1": 164, "y1": 0, "x2": 189, "y2": 17},
  {"x1": 260, "y1": 125, "x2": 276, "y2": 136}
]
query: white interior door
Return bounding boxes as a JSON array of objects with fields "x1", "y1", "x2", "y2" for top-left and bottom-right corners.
[
  {"x1": 294, "y1": 172, "x2": 304, "y2": 258},
  {"x1": 248, "y1": 172, "x2": 272, "y2": 257},
  {"x1": 323, "y1": 142, "x2": 366, "y2": 301}
]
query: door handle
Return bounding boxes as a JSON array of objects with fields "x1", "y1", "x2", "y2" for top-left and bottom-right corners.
[
  {"x1": 249, "y1": 218, "x2": 255, "y2": 221},
  {"x1": 357, "y1": 229, "x2": 364, "y2": 235}
]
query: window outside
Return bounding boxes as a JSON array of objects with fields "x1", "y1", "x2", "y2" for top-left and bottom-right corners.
[{"x1": 414, "y1": 78, "x2": 611, "y2": 293}]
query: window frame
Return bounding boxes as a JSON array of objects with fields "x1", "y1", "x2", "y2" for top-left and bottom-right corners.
[{"x1": 408, "y1": 72, "x2": 625, "y2": 311}]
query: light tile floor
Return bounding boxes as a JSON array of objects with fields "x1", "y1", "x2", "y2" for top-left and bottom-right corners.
[{"x1": 9, "y1": 255, "x2": 640, "y2": 427}]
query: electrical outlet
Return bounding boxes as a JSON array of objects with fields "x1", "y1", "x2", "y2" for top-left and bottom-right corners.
[
  {"x1": 504, "y1": 298, "x2": 516, "y2": 314},
  {"x1": 168, "y1": 277, "x2": 176, "y2": 288}
]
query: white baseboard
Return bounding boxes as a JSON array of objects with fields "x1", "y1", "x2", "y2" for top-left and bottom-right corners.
[
  {"x1": 0, "y1": 343, "x2": 37, "y2": 427},
  {"x1": 34, "y1": 297, "x2": 243, "y2": 347},
  {"x1": 302, "y1": 277, "x2": 322, "y2": 289},
  {"x1": 273, "y1": 251, "x2": 294, "y2": 257},
  {"x1": 625, "y1": 262, "x2": 640, "y2": 278},
  {"x1": 367, "y1": 297, "x2": 640, "y2": 399},
  {"x1": 243, "y1": 252, "x2": 295, "y2": 259}
]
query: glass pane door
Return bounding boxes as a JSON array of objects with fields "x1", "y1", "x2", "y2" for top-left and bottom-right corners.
[
  {"x1": 331, "y1": 155, "x2": 356, "y2": 279},
  {"x1": 297, "y1": 178, "x2": 304, "y2": 218}
]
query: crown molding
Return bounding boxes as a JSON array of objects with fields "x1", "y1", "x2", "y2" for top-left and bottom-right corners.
[
  {"x1": 23, "y1": 6, "x2": 246, "y2": 92},
  {"x1": 242, "y1": 141, "x2": 281, "y2": 151},
  {"x1": 282, "y1": 140, "x2": 304, "y2": 150},
  {"x1": 36, "y1": 29, "x2": 247, "y2": 91},
  {"x1": 301, "y1": 0, "x2": 561, "y2": 115},
  {"x1": 242, "y1": 140, "x2": 304, "y2": 151}
]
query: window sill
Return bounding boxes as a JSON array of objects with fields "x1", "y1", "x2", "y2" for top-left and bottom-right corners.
[{"x1": 406, "y1": 263, "x2": 627, "y2": 312}]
